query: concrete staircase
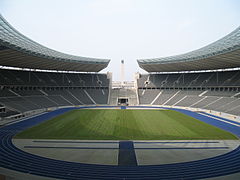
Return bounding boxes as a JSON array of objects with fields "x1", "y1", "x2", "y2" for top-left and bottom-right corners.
[
  {"x1": 109, "y1": 88, "x2": 138, "y2": 106},
  {"x1": 109, "y1": 89, "x2": 119, "y2": 105}
]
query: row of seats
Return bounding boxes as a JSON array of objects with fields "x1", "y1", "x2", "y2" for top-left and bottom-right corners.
[
  {"x1": 138, "y1": 89, "x2": 240, "y2": 116},
  {"x1": 138, "y1": 70, "x2": 240, "y2": 88},
  {"x1": 0, "y1": 69, "x2": 109, "y2": 87},
  {"x1": 0, "y1": 69, "x2": 110, "y2": 117},
  {"x1": 0, "y1": 89, "x2": 109, "y2": 113},
  {"x1": 0, "y1": 107, "x2": 19, "y2": 118}
]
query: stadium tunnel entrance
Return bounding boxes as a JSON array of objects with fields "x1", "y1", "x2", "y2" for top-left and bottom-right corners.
[{"x1": 118, "y1": 97, "x2": 128, "y2": 106}]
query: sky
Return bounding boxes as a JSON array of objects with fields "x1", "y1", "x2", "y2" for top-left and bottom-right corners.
[{"x1": 0, "y1": 0, "x2": 240, "y2": 81}]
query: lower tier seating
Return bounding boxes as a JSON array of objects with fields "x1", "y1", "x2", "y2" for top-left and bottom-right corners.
[{"x1": 0, "y1": 88, "x2": 109, "y2": 115}]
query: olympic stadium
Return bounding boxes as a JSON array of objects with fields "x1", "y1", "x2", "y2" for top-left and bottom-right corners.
[{"x1": 0, "y1": 12, "x2": 240, "y2": 180}]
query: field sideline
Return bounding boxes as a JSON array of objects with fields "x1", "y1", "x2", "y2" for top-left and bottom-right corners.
[{"x1": 15, "y1": 109, "x2": 238, "y2": 140}]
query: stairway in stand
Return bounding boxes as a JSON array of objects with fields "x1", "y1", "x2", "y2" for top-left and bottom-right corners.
[{"x1": 109, "y1": 88, "x2": 138, "y2": 106}]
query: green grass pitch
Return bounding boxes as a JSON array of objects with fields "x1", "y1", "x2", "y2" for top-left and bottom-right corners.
[{"x1": 15, "y1": 109, "x2": 238, "y2": 140}]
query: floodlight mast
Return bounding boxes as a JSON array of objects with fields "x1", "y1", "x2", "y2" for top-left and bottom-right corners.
[{"x1": 121, "y1": 60, "x2": 125, "y2": 87}]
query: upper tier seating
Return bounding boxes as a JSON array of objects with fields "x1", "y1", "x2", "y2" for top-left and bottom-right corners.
[
  {"x1": 138, "y1": 70, "x2": 240, "y2": 88},
  {"x1": 0, "y1": 69, "x2": 109, "y2": 87}
]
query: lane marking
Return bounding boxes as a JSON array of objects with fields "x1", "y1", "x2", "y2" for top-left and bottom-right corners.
[
  {"x1": 33, "y1": 140, "x2": 220, "y2": 144},
  {"x1": 24, "y1": 146, "x2": 229, "y2": 150},
  {"x1": 198, "y1": 112, "x2": 240, "y2": 127}
]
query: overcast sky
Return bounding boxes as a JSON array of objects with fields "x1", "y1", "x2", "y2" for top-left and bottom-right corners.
[{"x1": 1, "y1": 0, "x2": 240, "y2": 81}]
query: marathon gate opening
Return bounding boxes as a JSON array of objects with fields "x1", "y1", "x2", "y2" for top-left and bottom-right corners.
[{"x1": 118, "y1": 98, "x2": 128, "y2": 106}]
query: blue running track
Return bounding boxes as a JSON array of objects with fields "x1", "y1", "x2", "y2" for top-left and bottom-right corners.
[{"x1": 0, "y1": 106, "x2": 240, "y2": 179}]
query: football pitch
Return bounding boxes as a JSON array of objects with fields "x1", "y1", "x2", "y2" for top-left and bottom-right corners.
[{"x1": 15, "y1": 109, "x2": 238, "y2": 140}]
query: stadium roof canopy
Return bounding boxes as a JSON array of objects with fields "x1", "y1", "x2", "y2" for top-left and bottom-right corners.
[
  {"x1": 137, "y1": 26, "x2": 240, "y2": 72},
  {"x1": 0, "y1": 15, "x2": 110, "y2": 72}
]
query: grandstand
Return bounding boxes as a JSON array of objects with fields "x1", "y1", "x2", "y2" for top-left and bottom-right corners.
[
  {"x1": 2, "y1": 12, "x2": 239, "y2": 122},
  {"x1": 0, "y1": 69, "x2": 110, "y2": 110},
  {"x1": 137, "y1": 70, "x2": 240, "y2": 116},
  {"x1": 137, "y1": 26, "x2": 240, "y2": 118},
  {"x1": 0, "y1": 14, "x2": 110, "y2": 123}
]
